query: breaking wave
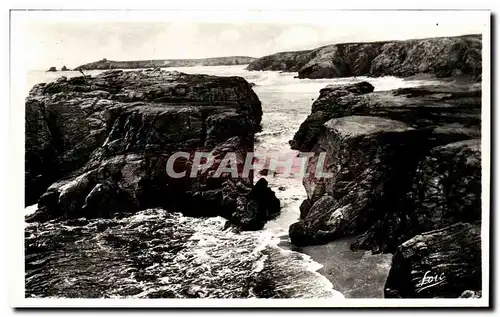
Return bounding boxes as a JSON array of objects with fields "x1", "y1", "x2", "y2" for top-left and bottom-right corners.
[
  {"x1": 25, "y1": 208, "x2": 342, "y2": 299},
  {"x1": 26, "y1": 64, "x2": 441, "y2": 299}
]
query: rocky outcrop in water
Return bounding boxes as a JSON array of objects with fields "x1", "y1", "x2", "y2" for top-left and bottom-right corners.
[
  {"x1": 47, "y1": 67, "x2": 57, "y2": 72},
  {"x1": 25, "y1": 69, "x2": 279, "y2": 230},
  {"x1": 75, "y1": 56, "x2": 256, "y2": 71},
  {"x1": 247, "y1": 34, "x2": 481, "y2": 81},
  {"x1": 289, "y1": 80, "x2": 482, "y2": 298}
]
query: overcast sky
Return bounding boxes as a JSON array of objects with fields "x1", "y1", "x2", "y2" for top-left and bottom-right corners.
[{"x1": 22, "y1": 20, "x2": 484, "y2": 70}]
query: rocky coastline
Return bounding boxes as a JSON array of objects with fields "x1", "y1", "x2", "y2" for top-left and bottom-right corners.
[
  {"x1": 75, "y1": 56, "x2": 256, "y2": 71},
  {"x1": 247, "y1": 34, "x2": 481, "y2": 81},
  {"x1": 25, "y1": 69, "x2": 279, "y2": 230},
  {"x1": 25, "y1": 34, "x2": 484, "y2": 300},
  {"x1": 288, "y1": 79, "x2": 482, "y2": 298}
]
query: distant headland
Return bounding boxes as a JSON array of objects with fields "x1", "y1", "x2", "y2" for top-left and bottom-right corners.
[{"x1": 74, "y1": 56, "x2": 256, "y2": 70}]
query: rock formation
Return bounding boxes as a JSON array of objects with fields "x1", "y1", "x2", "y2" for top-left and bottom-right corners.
[
  {"x1": 75, "y1": 56, "x2": 256, "y2": 71},
  {"x1": 46, "y1": 66, "x2": 57, "y2": 72},
  {"x1": 247, "y1": 34, "x2": 481, "y2": 81},
  {"x1": 61, "y1": 66, "x2": 69, "y2": 71},
  {"x1": 25, "y1": 69, "x2": 279, "y2": 230},
  {"x1": 289, "y1": 80, "x2": 481, "y2": 298},
  {"x1": 384, "y1": 222, "x2": 481, "y2": 298}
]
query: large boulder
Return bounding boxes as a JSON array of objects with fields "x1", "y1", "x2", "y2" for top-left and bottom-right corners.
[
  {"x1": 289, "y1": 79, "x2": 482, "y2": 298},
  {"x1": 384, "y1": 222, "x2": 481, "y2": 298},
  {"x1": 412, "y1": 139, "x2": 482, "y2": 228},
  {"x1": 290, "y1": 81, "x2": 481, "y2": 251},
  {"x1": 289, "y1": 115, "x2": 425, "y2": 247},
  {"x1": 25, "y1": 69, "x2": 279, "y2": 230}
]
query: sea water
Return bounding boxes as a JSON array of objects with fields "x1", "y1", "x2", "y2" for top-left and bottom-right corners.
[{"x1": 25, "y1": 65, "x2": 442, "y2": 298}]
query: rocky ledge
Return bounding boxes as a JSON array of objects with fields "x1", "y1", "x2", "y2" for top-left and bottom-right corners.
[
  {"x1": 289, "y1": 81, "x2": 481, "y2": 298},
  {"x1": 25, "y1": 69, "x2": 279, "y2": 230},
  {"x1": 247, "y1": 34, "x2": 481, "y2": 80}
]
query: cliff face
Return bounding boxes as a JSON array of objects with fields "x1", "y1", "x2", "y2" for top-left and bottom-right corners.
[
  {"x1": 75, "y1": 56, "x2": 256, "y2": 71},
  {"x1": 247, "y1": 34, "x2": 482, "y2": 80},
  {"x1": 289, "y1": 81, "x2": 481, "y2": 298},
  {"x1": 25, "y1": 69, "x2": 279, "y2": 230},
  {"x1": 244, "y1": 50, "x2": 312, "y2": 73}
]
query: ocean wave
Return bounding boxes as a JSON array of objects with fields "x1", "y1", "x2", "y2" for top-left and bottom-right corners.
[
  {"x1": 24, "y1": 66, "x2": 438, "y2": 300},
  {"x1": 25, "y1": 208, "x2": 342, "y2": 299},
  {"x1": 255, "y1": 128, "x2": 289, "y2": 138}
]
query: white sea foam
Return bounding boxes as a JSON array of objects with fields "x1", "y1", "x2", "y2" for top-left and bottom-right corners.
[
  {"x1": 25, "y1": 204, "x2": 38, "y2": 216},
  {"x1": 26, "y1": 65, "x2": 439, "y2": 299}
]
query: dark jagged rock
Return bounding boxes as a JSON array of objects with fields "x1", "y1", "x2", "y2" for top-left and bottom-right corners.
[
  {"x1": 299, "y1": 198, "x2": 311, "y2": 219},
  {"x1": 173, "y1": 137, "x2": 280, "y2": 230},
  {"x1": 25, "y1": 98, "x2": 57, "y2": 205},
  {"x1": 61, "y1": 66, "x2": 69, "y2": 71},
  {"x1": 352, "y1": 139, "x2": 481, "y2": 252},
  {"x1": 289, "y1": 79, "x2": 482, "y2": 298},
  {"x1": 384, "y1": 222, "x2": 481, "y2": 298},
  {"x1": 290, "y1": 115, "x2": 425, "y2": 247},
  {"x1": 75, "y1": 56, "x2": 256, "y2": 71},
  {"x1": 25, "y1": 69, "x2": 279, "y2": 230},
  {"x1": 459, "y1": 290, "x2": 482, "y2": 298},
  {"x1": 241, "y1": 178, "x2": 281, "y2": 230},
  {"x1": 247, "y1": 34, "x2": 481, "y2": 81},
  {"x1": 290, "y1": 81, "x2": 481, "y2": 249},
  {"x1": 47, "y1": 66, "x2": 57, "y2": 72}
]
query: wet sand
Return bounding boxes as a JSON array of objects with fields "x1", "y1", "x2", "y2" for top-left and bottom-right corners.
[{"x1": 280, "y1": 236, "x2": 393, "y2": 298}]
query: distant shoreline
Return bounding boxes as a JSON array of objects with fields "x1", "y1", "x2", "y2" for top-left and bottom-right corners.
[{"x1": 73, "y1": 56, "x2": 256, "y2": 71}]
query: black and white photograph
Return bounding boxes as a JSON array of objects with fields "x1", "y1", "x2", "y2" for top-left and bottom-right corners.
[{"x1": 7, "y1": 8, "x2": 490, "y2": 308}]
